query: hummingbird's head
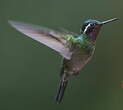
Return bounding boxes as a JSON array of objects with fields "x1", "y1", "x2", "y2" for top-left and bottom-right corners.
[{"x1": 81, "y1": 18, "x2": 118, "y2": 41}]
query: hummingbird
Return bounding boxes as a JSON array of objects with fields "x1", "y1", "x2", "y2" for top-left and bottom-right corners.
[{"x1": 8, "y1": 18, "x2": 118, "y2": 104}]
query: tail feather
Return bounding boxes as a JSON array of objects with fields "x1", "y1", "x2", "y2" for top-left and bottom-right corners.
[{"x1": 55, "y1": 77, "x2": 68, "y2": 104}]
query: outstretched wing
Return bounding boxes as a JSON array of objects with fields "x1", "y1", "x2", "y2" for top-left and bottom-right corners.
[
  {"x1": 58, "y1": 28, "x2": 79, "y2": 37},
  {"x1": 8, "y1": 21, "x2": 78, "y2": 60}
]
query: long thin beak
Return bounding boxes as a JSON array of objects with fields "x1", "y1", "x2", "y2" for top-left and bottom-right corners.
[{"x1": 101, "y1": 18, "x2": 118, "y2": 25}]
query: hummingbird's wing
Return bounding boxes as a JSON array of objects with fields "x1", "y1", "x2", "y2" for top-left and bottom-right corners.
[
  {"x1": 57, "y1": 28, "x2": 79, "y2": 37},
  {"x1": 8, "y1": 21, "x2": 78, "y2": 60}
]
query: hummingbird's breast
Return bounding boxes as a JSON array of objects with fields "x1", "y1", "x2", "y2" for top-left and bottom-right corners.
[{"x1": 64, "y1": 46, "x2": 95, "y2": 76}]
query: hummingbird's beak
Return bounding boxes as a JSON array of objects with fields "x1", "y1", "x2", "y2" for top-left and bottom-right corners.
[{"x1": 101, "y1": 18, "x2": 118, "y2": 25}]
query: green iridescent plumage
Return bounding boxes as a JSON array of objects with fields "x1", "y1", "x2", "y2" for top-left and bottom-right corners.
[{"x1": 8, "y1": 18, "x2": 118, "y2": 104}]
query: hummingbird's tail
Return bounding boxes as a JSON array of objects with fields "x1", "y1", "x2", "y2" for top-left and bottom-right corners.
[{"x1": 55, "y1": 74, "x2": 68, "y2": 104}]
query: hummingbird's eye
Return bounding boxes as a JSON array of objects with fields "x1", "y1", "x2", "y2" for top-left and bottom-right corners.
[{"x1": 90, "y1": 23, "x2": 96, "y2": 27}]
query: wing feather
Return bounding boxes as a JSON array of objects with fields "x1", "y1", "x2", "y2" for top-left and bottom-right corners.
[{"x1": 8, "y1": 20, "x2": 75, "y2": 59}]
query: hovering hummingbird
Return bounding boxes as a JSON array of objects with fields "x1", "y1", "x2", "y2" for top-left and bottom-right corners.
[{"x1": 8, "y1": 18, "x2": 118, "y2": 104}]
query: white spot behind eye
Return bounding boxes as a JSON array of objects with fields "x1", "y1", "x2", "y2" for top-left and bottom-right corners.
[{"x1": 83, "y1": 23, "x2": 91, "y2": 33}]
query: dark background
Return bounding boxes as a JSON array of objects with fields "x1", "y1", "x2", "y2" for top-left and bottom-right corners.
[{"x1": 0, "y1": 0, "x2": 123, "y2": 110}]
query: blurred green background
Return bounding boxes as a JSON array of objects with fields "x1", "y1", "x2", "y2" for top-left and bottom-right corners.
[{"x1": 0, "y1": 0, "x2": 123, "y2": 110}]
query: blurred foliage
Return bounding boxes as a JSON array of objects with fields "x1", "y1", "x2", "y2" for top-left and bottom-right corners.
[{"x1": 0, "y1": 0, "x2": 123, "y2": 110}]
